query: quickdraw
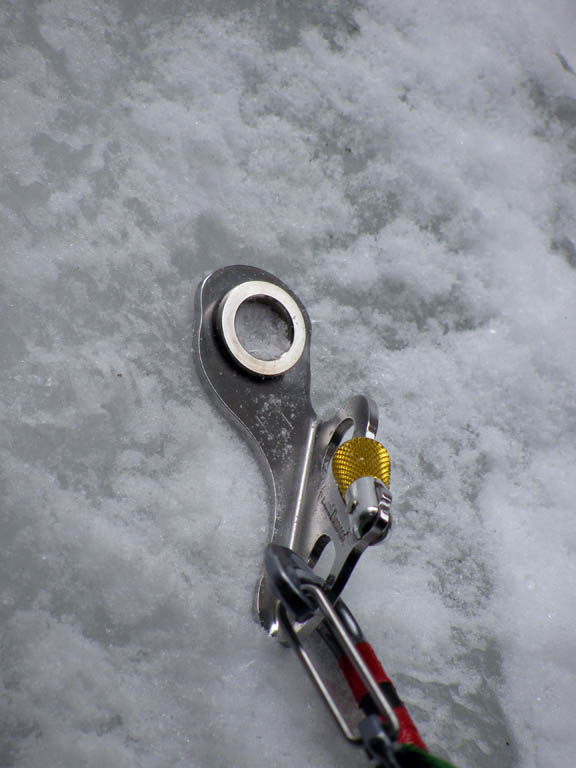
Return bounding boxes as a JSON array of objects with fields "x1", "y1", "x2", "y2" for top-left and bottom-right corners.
[{"x1": 195, "y1": 265, "x2": 460, "y2": 768}]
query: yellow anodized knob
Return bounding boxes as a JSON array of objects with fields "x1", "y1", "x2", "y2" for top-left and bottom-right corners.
[{"x1": 331, "y1": 437, "x2": 391, "y2": 498}]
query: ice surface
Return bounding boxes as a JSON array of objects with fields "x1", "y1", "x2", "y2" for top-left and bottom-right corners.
[{"x1": 1, "y1": 1, "x2": 576, "y2": 767}]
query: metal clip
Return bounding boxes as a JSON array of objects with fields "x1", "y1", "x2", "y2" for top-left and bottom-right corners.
[
  {"x1": 194, "y1": 266, "x2": 393, "y2": 636},
  {"x1": 265, "y1": 544, "x2": 400, "y2": 742}
]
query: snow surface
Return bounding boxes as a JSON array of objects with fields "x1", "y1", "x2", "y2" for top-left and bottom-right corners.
[{"x1": 1, "y1": 1, "x2": 576, "y2": 766}]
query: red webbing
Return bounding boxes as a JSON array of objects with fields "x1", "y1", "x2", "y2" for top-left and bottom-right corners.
[{"x1": 338, "y1": 641, "x2": 427, "y2": 751}]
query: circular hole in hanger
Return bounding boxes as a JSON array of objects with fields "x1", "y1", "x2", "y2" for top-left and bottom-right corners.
[
  {"x1": 217, "y1": 280, "x2": 306, "y2": 377},
  {"x1": 235, "y1": 296, "x2": 294, "y2": 361}
]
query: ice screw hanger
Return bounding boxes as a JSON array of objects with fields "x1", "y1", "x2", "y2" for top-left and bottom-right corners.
[
  {"x1": 195, "y1": 266, "x2": 460, "y2": 768},
  {"x1": 194, "y1": 265, "x2": 391, "y2": 636}
]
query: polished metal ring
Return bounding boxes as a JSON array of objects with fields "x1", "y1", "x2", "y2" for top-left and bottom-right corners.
[{"x1": 216, "y1": 280, "x2": 306, "y2": 376}]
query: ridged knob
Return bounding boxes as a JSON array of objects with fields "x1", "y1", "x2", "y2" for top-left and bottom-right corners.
[{"x1": 332, "y1": 437, "x2": 391, "y2": 498}]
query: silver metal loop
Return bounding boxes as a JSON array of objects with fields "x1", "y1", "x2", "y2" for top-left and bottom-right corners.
[
  {"x1": 278, "y1": 586, "x2": 400, "y2": 745},
  {"x1": 302, "y1": 584, "x2": 400, "y2": 738},
  {"x1": 279, "y1": 604, "x2": 362, "y2": 744},
  {"x1": 216, "y1": 280, "x2": 306, "y2": 377}
]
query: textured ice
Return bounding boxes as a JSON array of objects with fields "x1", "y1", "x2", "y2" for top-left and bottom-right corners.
[{"x1": 1, "y1": 1, "x2": 576, "y2": 767}]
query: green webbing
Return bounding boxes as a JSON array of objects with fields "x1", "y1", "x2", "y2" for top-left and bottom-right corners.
[{"x1": 396, "y1": 745, "x2": 460, "y2": 768}]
